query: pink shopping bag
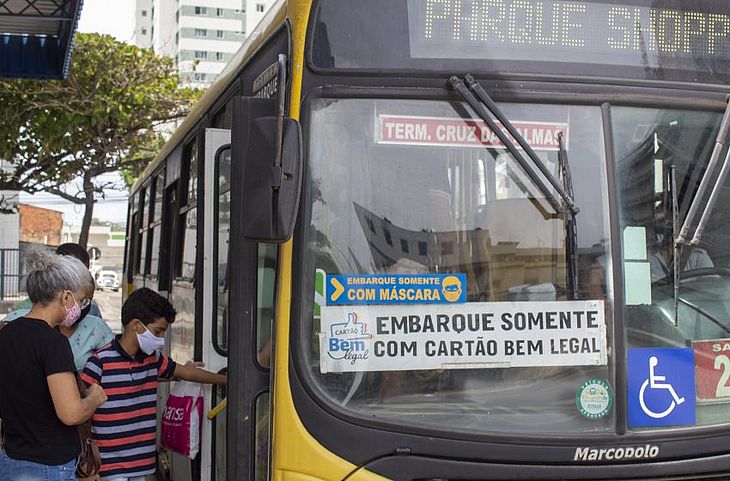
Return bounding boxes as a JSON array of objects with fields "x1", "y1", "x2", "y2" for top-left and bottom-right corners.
[{"x1": 161, "y1": 381, "x2": 204, "y2": 458}]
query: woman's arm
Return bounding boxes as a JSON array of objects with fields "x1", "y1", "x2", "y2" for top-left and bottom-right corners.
[{"x1": 47, "y1": 372, "x2": 107, "y2": 426}]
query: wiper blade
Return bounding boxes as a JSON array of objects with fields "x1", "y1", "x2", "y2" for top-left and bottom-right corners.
[
  {"x1": 464, "y1": 74, "x2": 579, "y2": 216},
  {"x1": 676, "y1": 95, "x2": 730, "y2": 245},
  {"x1": 448, "y1": 75, "x2": 568, "y2": 215},
  {"x1": 670, "y1": 163, "x2": 680, "y2": 327},
  {"x1": 558, "y1": 132, "x2": 579, "y2": 300},
  {"x1": 677, "y1": 297, "x2": 730, "y2": 335}
]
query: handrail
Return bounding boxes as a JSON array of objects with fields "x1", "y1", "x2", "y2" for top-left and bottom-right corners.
[{"x1": 207, "y1": 397, "x2": 227, "y2": 420}]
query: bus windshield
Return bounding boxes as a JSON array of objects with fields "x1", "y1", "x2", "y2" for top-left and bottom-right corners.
[
  {"x1": 302, "y1": 97, "x2": 615, "y2": 435},
  {"x1": 303, "y1": 96, "x2": 730, "y2": 436}
]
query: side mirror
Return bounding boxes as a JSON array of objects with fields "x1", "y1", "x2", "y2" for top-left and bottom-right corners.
[{"x1": 232, "y1": 96, "x2": 303, "y2": 242}]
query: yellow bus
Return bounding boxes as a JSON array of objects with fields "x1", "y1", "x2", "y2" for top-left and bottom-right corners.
[{"x1": 125, "y1": 0, "x2": 730, "y2": 479}]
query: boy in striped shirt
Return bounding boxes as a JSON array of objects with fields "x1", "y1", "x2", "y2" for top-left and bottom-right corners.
[{"x1": 81, "y1": 288, "x2": 226, "y2": 481}]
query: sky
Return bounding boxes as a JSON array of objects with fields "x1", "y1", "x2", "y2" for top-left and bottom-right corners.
[
  {"x1": 19, "y1": 0, "x2": 136, "y2": 224},
  {"x1": 77, "y1": 0, "x2": 135, "y2": 43}
]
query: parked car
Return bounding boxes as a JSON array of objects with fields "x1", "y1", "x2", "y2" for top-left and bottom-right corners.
[{"x1": 95, "y1": 270, "x2": 120, "y2": 292}]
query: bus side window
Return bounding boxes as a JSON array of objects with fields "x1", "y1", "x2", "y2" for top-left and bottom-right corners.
[
  {"x1": 177, "y1": 138, "x2": 199, "y2": 281},
  {"x1": 137, "y1": 186, "x2": 148, "y2": 276},
  {"x1": 148, "y1": 172, "x2": 165, "y2": 278},
  {"x1": 215, "y1": 148, "x2": 232, "y2": 353},
  {"x1": 158, "y1": 181, "x2": 177, "y2": 291},
  {"x1": 127, "y1": 211, "x2": 139, "y2": 282}
]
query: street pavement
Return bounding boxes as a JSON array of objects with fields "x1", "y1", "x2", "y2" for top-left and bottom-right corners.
[{"x1": 95, "y1": 289, "x2": 123, "y2": 334}]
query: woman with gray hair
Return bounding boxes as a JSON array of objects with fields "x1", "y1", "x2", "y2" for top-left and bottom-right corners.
[
  {"x1": 0, "y1": 251, "x2": 107, "y2": 480},
  {"x1": 3, "y1": 245, "x2": 114, "y2": 372}
]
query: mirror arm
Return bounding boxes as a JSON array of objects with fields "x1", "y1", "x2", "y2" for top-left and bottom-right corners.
[
  {"x1": 273, "y1": 54, "x2": 288, "y2": 190},
  {"x1": 271, "y1": 165, "x2": 283, "y2": 189},
  {"x1": 670, "y1": 163, "x2": 680, "y2": 327}
]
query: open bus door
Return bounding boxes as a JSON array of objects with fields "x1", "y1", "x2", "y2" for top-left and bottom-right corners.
[
  {"x1": 202, "y1": 126, "x2": 279, "y2": 480},
  {"x1": 202, "y1": 128, "x2": 232, "y2": 481}
]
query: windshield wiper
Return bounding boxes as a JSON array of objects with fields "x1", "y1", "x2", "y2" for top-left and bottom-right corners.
[
  {"x1": 448, "y1": 75, "x2": 577, "y2": 215},
  {"x1": 676, "y1": 95, "x2": 730, "y2": 246},
  {"x1": 670, "y1": 162, "x2": 680, "y2": 327},
  {"x1": 462, "y1": 74, "x2": 579, "y2": 215},
  {"x1": 558, "y1": 132, "x2": 579, "y2": 300}
]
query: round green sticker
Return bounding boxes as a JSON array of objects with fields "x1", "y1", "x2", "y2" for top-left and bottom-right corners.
[{"x1": 576, "y1": 379, "x2": 613, "y2": 420}]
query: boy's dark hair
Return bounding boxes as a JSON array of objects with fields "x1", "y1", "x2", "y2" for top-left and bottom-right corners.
[
  {"x1": 122, "y1": 288, "x2": 176, "y2": 326},
  {"x1": 56, "y1": 243, "x2": 91, "y2": 268}
]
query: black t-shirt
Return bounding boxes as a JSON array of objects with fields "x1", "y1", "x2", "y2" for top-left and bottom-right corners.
[{"x1": 0, "y1": 317, "x2": 80, "y2": 465}]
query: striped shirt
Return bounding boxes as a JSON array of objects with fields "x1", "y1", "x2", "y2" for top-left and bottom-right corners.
[{"x1": 81, "y1": 337, "x2": 177, "y2": 481}]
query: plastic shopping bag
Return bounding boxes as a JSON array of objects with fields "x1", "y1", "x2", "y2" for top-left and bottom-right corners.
[{"x1": 161, "y1": 381, "x2": 204, "y2": 459}]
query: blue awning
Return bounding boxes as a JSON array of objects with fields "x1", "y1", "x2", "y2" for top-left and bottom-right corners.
[{"x1": 0, "y1": 0, "x2": 83, "y2": 80}]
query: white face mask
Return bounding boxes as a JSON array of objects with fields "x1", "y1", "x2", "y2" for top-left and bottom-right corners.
[{"x1": 136, "y1": 324, "x2": 165, "y2": 355}]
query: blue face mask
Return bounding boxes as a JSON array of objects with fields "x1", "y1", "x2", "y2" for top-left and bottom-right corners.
[{"x1": 136, "y1": 324, "x2": 165, "y2": 355}]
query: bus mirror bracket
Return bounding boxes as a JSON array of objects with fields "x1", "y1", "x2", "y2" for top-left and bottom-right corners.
[{"x1": 233, "y1": 96, "x2": 303, "y2": 243}]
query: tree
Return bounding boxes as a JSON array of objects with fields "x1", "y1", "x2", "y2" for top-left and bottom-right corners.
[{"x1": 0, "y1": 33, "x2": 201, "y2": 247}]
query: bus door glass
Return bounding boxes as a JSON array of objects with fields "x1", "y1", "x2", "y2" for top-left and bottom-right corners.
[
  {"x1": 206, "y1": 127, "x2": 278, "y2": 480},
  {"x1": 254, "y1": 243, "x2": 277, "y2": 481},
  {"x1": 204, "y1": 128, "x2": 231, "y2": 481}
]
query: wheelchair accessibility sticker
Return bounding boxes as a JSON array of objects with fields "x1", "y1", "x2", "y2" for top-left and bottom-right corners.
[{"x1": 628, "y1": 348, "x2": 695, "y2": 427}]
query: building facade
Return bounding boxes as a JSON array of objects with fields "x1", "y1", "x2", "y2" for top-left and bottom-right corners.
[
  {"x1": 135, "y1": 0, "x2": 248, "y2": 87},
  {"x1": 62, "y1": 224, "x2": 126, "y2": 273},
  {"x1": 245, "y1": 0, "x2": 275, "y2": 36},
  {"x1": 19, "y1": 204, "x2": 63, "y2": 247}
]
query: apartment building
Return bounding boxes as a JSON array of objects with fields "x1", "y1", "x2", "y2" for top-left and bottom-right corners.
[
  {"x1": 135, "y1": 0, "x2": 248, "y2": 87},
  {"x1": 245, "y1": 0, "x2": 276, "y2": 36}
]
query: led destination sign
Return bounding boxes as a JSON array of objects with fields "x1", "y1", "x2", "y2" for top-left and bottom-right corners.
[{"x1": 408, "y1": 0, "x2": 730, "y2": 73}]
